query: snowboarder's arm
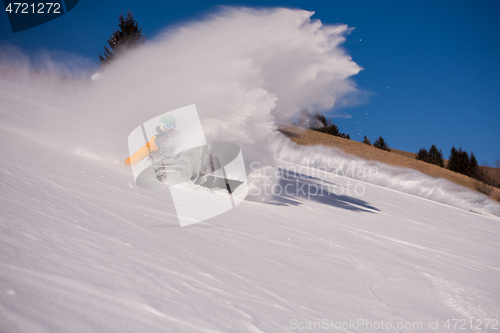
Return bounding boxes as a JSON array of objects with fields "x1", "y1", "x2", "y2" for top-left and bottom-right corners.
[{"x1": 124, "y1": 136, "x2": 158, "y2": 166}]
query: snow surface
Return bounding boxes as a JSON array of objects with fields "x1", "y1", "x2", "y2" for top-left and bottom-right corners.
[
  {"x1": 1, "y1": 111, "x2": 500, "y2": 332},
  {"x1": 1, "y1": 7, "x2": 499, "y2": 331}
]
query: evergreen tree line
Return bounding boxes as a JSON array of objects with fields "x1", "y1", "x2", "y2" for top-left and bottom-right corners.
[
  {"x1": 447, "y1": 147, "x2": 478, "y2": 178},
  {"x1": 416, "y1": 145, "x2": 499, "y2": 190},
  {"x1": 415, "y1": 145, "x2": 477, "y2": 176},
  {"x1": 362, "y1": 135, "x2": 390, "y2": 151},
  {"x1": 416, "y1": 145, "x2": 444, "y2": 167}
]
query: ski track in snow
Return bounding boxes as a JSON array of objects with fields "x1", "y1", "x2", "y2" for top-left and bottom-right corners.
[{"x1": 1, "y1": 123, "x2": 499, "y2": 332}]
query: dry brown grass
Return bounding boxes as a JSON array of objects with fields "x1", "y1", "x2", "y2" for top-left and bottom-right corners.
[
  {"x1": 478, "y1": 165, "x2": 500, "y2": 189},
  {"x1": 280, "y1": 125, "x2": 500, "y2": 202}
]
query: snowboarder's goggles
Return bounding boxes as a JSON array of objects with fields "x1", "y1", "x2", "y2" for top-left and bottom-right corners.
[{"x1": 161, "y1": 122, "x2": 176, "y2": 130}]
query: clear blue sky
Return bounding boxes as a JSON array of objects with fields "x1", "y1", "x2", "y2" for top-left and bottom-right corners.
[{"x1": 1, "y1": 0, "x2": 499, "y2": 164}]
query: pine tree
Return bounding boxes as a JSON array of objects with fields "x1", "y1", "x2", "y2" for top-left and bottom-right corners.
[
  {"x1": 373, "y1": 136, "x2": 390, "y2": 151},
  {"x1": 448, "y1": 147, "x2": 458, "y2": 172},
  {"x1": 416, "y1": 147, "x2": 430, "y2": 162},
  {"x1": 428, "y1": 144, "x2": 444, "y2": 167},
  {"x1": 458, "y1": 149, "x2": 471, "y2": 176},
  {"x1": 326, "y1": 122, "x2": 340, "y2": 136},
  {"x1": 320, "y1": 118, "x2": 339, "y2": 136},
  {"x1": 99, "y1": 10, "x2": 147, "y2": 66},
  {"x1": 448, "y1": 147, "x2": 473, "y2": 176},
  {"x1": 468, "y1": 151, "x2": 479, "y2": 178},
  {"x1": 313, "y1": 112, "x2": 327, "y2": 129},
  {"x1": 362, "y1": 136, "x2": 371, "y2": 145},
  {"x1": 416, "y1": 145, "x2": 444, "y2": 167}
]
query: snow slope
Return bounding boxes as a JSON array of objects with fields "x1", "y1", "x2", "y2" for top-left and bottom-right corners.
[
  {"x1": 1, "y1": 7, "x2": 499, "y2": 332},
  {"x1": 1, "y1": 115, "x2": 500, "y2": 332}
]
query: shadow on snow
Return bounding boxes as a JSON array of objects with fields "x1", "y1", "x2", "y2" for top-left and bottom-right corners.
[{"x1": 268, "y1": 169, "x2": 380, "y2": 214}]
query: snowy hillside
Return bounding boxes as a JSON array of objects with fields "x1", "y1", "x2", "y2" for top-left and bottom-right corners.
[
  {"x1": 1, "y1": 7, "x2": 500, "y2": 332},
  {"x1": 1, "y1": 102, "x2": 500, "y2": 332}
]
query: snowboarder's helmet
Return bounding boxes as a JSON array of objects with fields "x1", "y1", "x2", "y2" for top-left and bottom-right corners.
[{"x1": 160, "y1": 114, "x2": 176, "y2": 130}]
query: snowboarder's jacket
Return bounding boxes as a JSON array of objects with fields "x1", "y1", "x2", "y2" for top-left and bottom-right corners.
[{"x1": 124, "y1": 127, "x2": 177, "y2": 166}]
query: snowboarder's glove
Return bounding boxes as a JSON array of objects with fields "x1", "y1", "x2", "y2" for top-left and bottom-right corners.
[{"x1": 148, "y1": 152, "x2": 158, "y2": 161}]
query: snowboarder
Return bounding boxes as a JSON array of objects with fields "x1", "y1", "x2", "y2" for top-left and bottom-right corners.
[
  {"x1": 148, "y1": 114, "x2": 180, "y2": 182},
  {"x1": 124, "y1": 114, "x2": 224, "y2": 187},
  {"x1": 124, "y1": 114, "x2": 178, "y2": 166},
  {"x1": 124, "y1": 114, "x2": 180, "y2": 182},
  {"x1": 149, "y1": 114, "x2": 178, "y2": 160}
]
